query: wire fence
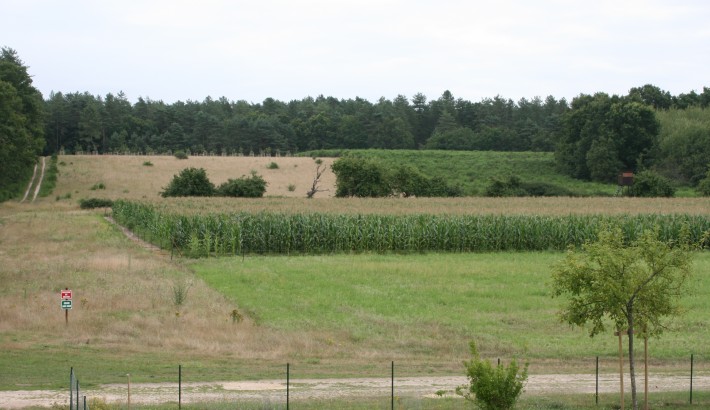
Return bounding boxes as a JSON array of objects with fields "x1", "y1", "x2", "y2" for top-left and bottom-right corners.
[
  {"x1": 66, "y1": 355, "x2": 710, "y2": 409},
  {"x1": 69, "y1": 367, "x2": 90, "y2": 410}
]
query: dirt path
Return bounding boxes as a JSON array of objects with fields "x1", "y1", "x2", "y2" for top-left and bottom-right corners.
[
  {"x1": 1, "y1": 373, "x2": 708, "y2": 408},
  {"x1": 31, "y1": 156, "x2": 46, "y2": 202},
  {"x1": 19, "y1": 162, "x2": 38, "y2": 203}
]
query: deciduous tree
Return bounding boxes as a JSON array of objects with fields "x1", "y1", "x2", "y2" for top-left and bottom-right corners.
[{"x1": 552, "y1": 226, "x2": 694, "y2": 409}]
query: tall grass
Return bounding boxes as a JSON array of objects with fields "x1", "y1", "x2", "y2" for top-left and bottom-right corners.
[{"x1": 112, "y1": 200, "x2": 710, "y2": 256}]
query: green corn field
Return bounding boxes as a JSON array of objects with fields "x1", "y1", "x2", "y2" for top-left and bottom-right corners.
[{"x1": 112, "y1": 200, "x2": 710, "y2": 257}]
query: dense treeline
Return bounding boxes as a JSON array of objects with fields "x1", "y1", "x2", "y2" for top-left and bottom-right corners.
[
  {"x1": 42, "y1": 85, "x2": 710, "y2": 158},
  {"x1": 0, "y1": 48, "x2": 45, "y2": 201},
  {"x1": 43, "y1": 90, "x2": 569, "y2": 155},
  {"x1": 42, "y1": 84, "x2": 710, "y2": 189}
]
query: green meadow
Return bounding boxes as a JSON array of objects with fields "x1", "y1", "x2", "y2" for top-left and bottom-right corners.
[{"x1": 191, "y1": 252, "x2": 710, "y2": 367}]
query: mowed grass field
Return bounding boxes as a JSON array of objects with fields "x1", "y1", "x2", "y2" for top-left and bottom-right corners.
[
  {"x1": 191, "y1": 252, "x2": 710, "y2": 363},
  {"x1": 0, "y1": 154, "x2": 709, "y2": 403}
]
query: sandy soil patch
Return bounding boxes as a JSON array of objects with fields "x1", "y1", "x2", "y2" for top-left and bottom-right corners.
[{"x1": 2, "y1": 373, "x2": 708, "y2": 408}]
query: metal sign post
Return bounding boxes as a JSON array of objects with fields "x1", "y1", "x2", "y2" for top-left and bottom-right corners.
[{"x1": 61, "y1": 288, "x2": 73, "y2": 325}]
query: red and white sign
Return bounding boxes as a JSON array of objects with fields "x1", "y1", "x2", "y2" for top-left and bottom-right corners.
[{"x1": 61, "y1": 289, "x2": 72, "y2": 299}]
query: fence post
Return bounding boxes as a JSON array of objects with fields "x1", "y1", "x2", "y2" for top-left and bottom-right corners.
[
  {"x1": 76, "y1": 379, "x2": 80, "y2": 410},
  {"x1": 596, "y1": 356, "x2": 599, "y2": 405},
  {"x1": 83, "y1": 395, "x2": 86, "y2": 410},
  {"x1": 391, "y1": 361, "x2": 394, "y2": 410},
  {"x1": 690, "y1": 353, "x2": 694, "y2": 404},
  {"x1": 70, "y1": 367, "x2": 74, "y2": 410},
  {"x1": 179, "y1": 364, "x2": 182, "y2": 409},
  {"x1": 286, "y1": 363, "x2": 290, "y2": 410}
]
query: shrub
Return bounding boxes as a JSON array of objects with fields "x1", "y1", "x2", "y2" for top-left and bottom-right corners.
[
  {"x1": 267, "y1": 161, "x2": 279, "y2": 169},
  {"x1": 697, "y1": 168, "x2": 710, "y2": 196},
  {"x1": 521, "y1": 181, "x2": 575, "y2": 197},
  {"x1": 485, "y1": 176, "x2": 575, "y2": 197},
  {"x1": 143, "y1": 161, "x2": 154, "y2": 166},
  {"x1": 287, "y1": 184, "x2": 296, "y2": 192},
  {"x1": 331, "y1": 156, "x2": 392, "y2": 197},
  {"x1": 161, "y1": 167, "x2": 215, "y2": 197},
  {"x1": 174, "y1": 150, "x2": 188, "y2": 160},
  {"x1": 79, "y1": 198, "x2": 114, "y2": 209},
  {"x1": 459, "y1": 341, "x2": 528, "y2": 410},
  {"x1": 627, "y1": 170, "x2": 675, "y2": 197},
  {"x1": 90, "y1": 182, "x2": 106, "y2": 190},
  {"x1": 217, "y1": 171, "x2": 267, "y2": 198},
  {"x1": 484, "y1": 176, "x2": 527, "y2": 197},
  {"x1": 391, "y1": 165, "x2": 430, "y2": 197}
]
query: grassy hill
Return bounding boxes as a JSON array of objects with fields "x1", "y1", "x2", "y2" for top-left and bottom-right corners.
[{"x1": 303, "y1": 149, "x2": 618, "y2": 196}]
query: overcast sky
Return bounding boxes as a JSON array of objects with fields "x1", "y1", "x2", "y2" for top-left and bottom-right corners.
[{"x1": 3, "y1": 0, "x2": 709, "y2": 104}]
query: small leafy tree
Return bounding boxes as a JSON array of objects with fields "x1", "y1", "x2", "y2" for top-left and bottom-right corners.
[
  {"x1": 552, "y1": 225, "x2": 694, "y2": 410},
  {"x1": 217, "y1": 171, "x2": 267, "y2": 198},
  {"x1": 459, "y1": 341, "x2": 528, "y2": 410},
  {"x1": 161, "y1": 167, "x2": 215, "y2": 197},
  {"x1": 696, "y1": 167, "x2": 710, "y2": 196},
  {"x1": 627, "y1": 170, "x2": 675, "y2": 197},
  {"x1": 391, "y1": 164, "x2": 430, "y2": 197}
]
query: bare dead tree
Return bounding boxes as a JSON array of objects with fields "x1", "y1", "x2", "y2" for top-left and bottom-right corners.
[{"x1": 306, "y1": 159, "x2": 328, "y2": 198}]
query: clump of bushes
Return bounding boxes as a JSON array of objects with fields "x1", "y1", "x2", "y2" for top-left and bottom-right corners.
[
  {"x1": 143, "y1": 161, "x2": 154, "y2": 166},
  {"x1": 174, "y1": 150, "x2": 188, "y2": 160},
  {"x1": 90, "y1": 182, "x2": 106, "y2": 190},
  {"x1": 484, "y1": 175, "x2": 575, "y2": 197},
  {"x1": 627, "y1": 170, "x2": 675, "y2": 197},
  {"x1": 267, "y1": 161, "x2": 279, "y2": 169},
  {"x1": 458, "y1": 341, "x2": 528, "y2": 410},
  {"x1": 331, "y1": 156, "x2": 462, "y2": 198},
  {"x1": 79, "y1": 198, "x2": 114, "y2": 209},
  {"x1": 217, "y1": 171, "x2": 267, "y2": 198},
  {"x1": 161, "y1": 168, "x2": 267, "y2": 198},
  {"x1": 695, "y1": 168, "x2": 710, "y2": 196},
  {"x1": 161, "y1": 168, "x2": 215, "y2": 197}
]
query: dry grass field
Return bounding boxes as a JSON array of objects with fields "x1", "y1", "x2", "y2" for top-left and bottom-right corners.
[
  {"x1": 53, "y1": 154, "x2": 337, "y2": 201},
  {"x1": 0, "y1": 202, "x2": 356, "y2": 386}
]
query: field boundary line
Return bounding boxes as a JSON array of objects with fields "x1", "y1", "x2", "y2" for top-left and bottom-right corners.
[{"x1": 104, "y1": 215, "x2": 168, "y2": 255}]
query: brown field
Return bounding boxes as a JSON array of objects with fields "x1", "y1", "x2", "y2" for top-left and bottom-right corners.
[
  {"x1": 54, "y1": 154, "x2": 337, "y2": 201},
  {"x1": 0, "y1": 203, "x2": 350, "y2": 373}
]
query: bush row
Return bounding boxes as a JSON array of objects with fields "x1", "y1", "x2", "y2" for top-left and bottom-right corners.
[{"x1": 161, "y1": 168, "x2": 267, "y2": 198}]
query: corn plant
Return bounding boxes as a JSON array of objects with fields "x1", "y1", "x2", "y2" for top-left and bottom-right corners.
[{"x1": 111, "y1": 200, "x2": 710, "y2": 257}]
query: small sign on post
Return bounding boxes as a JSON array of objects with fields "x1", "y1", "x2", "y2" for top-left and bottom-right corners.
[{"x1": 61, "y1": 288, "x2": 73, "y2": 325}]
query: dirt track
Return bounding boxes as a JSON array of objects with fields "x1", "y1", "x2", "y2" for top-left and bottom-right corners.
[{"x1": 2, "y1": 373, "x2": 708, "y2": 408}]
